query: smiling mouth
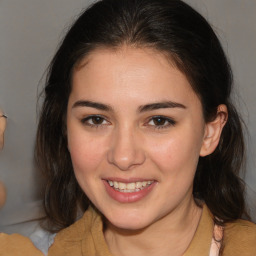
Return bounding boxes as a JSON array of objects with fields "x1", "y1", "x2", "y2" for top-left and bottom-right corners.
[{"x1": 107, "y1": 180, "x2": 154, "y2": 193}]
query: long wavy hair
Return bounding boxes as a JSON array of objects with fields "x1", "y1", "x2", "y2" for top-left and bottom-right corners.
[{"x1": 36, "y1": 0, "x2": 247, "y2": 233}]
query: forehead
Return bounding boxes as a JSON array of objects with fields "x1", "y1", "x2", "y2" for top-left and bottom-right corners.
[
  {"x1": 75, "y1": 46, "x2": 178, "y2": 77},
  {"x1": 71, "y1": 46, "x2": 200, "y2": 108}
]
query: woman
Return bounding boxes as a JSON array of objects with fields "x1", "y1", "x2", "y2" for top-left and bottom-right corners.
[{"x1": 1, "y1": 0, "x2": 256, "y2": 255}]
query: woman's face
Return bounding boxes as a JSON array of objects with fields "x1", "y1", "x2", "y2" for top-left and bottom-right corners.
[{"x1": 67, "y1": 47, "x2": 207, "y2": 230}]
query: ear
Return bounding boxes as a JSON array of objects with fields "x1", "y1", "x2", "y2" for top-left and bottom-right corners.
[{"x1": 200, "y1": 104, "x2": 228, "y2": 157}]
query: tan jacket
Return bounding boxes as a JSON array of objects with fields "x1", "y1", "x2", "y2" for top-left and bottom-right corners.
[
  {"x1": 1, "y1": 205, "x2": 256, "y2": 255},
  {"x1": 48, "y1": 205, "x2": 256, "y2": 256},
  {"x1": 0, "y1": 233, "x2": 43, "y2": 256}
]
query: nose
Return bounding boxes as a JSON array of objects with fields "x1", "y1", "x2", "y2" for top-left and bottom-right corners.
[{"x1": 107, "y1": 126, "x2": 146, "y2": 171}]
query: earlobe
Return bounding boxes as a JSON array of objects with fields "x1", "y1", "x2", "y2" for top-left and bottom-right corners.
[{"x1": 200, "y1": 104, "x2": 228, "y2": 157}]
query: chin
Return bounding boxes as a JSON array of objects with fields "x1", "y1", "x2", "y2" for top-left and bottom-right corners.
[
  {"x1": 104, "y1": 208, "x2": 155, "y2": 231},
  {"x1": 109, "y1": 219, "x2": 151, "y2": 231}
]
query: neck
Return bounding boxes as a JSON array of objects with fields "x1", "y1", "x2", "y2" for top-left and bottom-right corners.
[{"x1": 104, "y1": 197, "x2": 202, "y2": 256}]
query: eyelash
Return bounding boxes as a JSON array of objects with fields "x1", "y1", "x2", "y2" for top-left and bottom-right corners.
[
  {"x1": 80, "y1": 115, "x2": 176, "y2": 130},
  {"x1": 81, "y1": 115, "x2": 110, "y2": 128},
  {"x1": 146, "y1": 116, "x2": 176, "y2": 130}
]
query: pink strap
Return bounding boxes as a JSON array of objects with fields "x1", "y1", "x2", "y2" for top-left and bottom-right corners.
[{"x1": 209, "y1": 224, "x2": 223, "y2": 256}]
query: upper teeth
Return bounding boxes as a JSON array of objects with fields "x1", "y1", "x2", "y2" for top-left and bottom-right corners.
[{"x1": 108, "y1": 180, "x2": 153, "y2": 191}]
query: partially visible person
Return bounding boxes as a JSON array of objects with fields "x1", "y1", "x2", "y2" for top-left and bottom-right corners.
[
  {"x1": 0, "y1": 112, "x2": 44, "y2": 255},
  {"x1": 0, "y1": 110, "x2": 7, "y2": 209},
  {"x1": 0, "y1": 110, "x2": 7, "y2": 152}
]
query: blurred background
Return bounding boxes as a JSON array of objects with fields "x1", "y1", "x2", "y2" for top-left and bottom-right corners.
[{"x1": 0, "y1": 0, "x2": 255, "y2": 235}]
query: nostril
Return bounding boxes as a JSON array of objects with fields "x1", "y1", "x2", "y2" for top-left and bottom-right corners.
[{"x1": 107, "y1": 147, "x2": 146, "y2": 171}]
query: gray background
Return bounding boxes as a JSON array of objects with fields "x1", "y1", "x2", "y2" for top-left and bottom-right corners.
[{"x1": 0, "y1": 0, "x2": 255, "y2": 233}]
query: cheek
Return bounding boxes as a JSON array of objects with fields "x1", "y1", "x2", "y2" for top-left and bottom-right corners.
[
  {"x1": 68, "y1": 131, "x2": 107, "y2": 177},
  {"x1": 68, "y1": 133, "x2": 108, "y2": 201},
  {"x1": 146, "y1": 133, "x2": 202, "y2": 203},
  {"x1": 147, "y1": 129, "x2": 203, "y2": 178}
]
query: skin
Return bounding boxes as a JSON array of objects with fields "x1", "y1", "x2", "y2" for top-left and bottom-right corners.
[
  {"x1": 0, "y1": 109, "x2": 7, "y2": 208},
  {"x1": 0, "y1": 181, "x2": 6, "y2": 209},
  {"x1": 0, "y1": 110, "x2": 7, "y2": 151},
  {"x1": 66, "y1": 47, "x2": 227, "y2": 256}
]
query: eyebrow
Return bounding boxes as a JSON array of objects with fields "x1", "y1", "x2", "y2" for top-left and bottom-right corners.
[
  {"x1": 138, "y1": 101, "x2": 186, "y2": 112},
  {"x1": 72, "y1": 100, "x2": 186, "y2": 113},
  {"x1": 72, "y1": 100, "x2": 113, "y2": 111}
]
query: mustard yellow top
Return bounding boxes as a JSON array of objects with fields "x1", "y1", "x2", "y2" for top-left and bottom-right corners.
[
  {"x1": 1, "y1": 205, "x2": 256, "y2": 255},
  {"x1": 48, "y1": 205, "x2": 256, "y2": 256},
  {"x1": 0, "y1": 233, "x2": 43, "y2": 256}
]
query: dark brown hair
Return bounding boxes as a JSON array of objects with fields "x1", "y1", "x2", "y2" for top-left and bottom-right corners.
[{"x1": 36, "y1": 0, "x2": 247, "y2": 232}]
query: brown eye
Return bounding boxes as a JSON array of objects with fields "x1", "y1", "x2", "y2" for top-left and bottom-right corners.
[
  {"x1": 147, "y1": 116, "x2": 176, "y2": 129},
  {"x1": 152, "y1": 117, "x2": 167, "y2": 126},
  {"x1": 91, "y1": 116, "x2": 104, "y2": 124},
  {"x1": 81, "y1": 115, "x2": 109, "y2": 127}
]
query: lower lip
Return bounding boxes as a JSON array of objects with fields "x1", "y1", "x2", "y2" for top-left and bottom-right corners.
[{"x1": 103, "y1": 180, "x2": 156, "y2": 203}]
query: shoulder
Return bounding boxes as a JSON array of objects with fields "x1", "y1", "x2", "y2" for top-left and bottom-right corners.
[
  {"x1": 54, "y1": 217, "x2": 85, "y2": 242},
  {"x1": 48, "y1": 207, "x2": 98, "y2": 255},
  {"x1": 0, "y1": 232, "x2": 44, "y2": 256},
  {"x1": 223, "y1": 219, "x2": 256, "y2": 255},
  {"x1": 52, "y1": 206, "x2": 100, "y2": 242},
  {"x1": 225, "y1": 219, "x2": 256, "y2": 240},
  {"x1": 48, "y1": 218, "x2": 85, "y2": 256}
]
